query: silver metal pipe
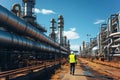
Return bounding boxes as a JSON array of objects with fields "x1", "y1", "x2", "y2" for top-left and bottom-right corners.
[
  {"x1": 0, "y1": 30, "x2": 58, "y2": 52},
  {"x1": 0, "y1": 5, "x2": 59, "y2": 48}
]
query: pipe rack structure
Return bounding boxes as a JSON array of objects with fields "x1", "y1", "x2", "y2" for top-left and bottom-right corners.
[{"x1": 0, "y1": 0, "x2": 70, "y2": 71}]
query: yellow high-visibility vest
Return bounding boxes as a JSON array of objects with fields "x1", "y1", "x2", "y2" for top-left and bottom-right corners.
[{"x1": 69, "y1": 54, "x2": 76, "y2": 63}]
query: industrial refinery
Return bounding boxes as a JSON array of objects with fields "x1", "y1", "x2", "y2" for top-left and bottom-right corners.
[
  {"x1": 80, "y1": 13, "x2": 120, "y2": 61},
  {"x1": 0, "y1": 0, "x2": 120, "y2": 80}
]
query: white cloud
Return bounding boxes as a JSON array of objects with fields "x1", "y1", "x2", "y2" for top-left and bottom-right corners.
[
  {"x1": 64, "y1": 28, "x2": 80, "y2": 40},
  {"x1": 34, "y1": 8, "x2": 41, "y2": 13},
  {"x1": 94, "y1": 19, "x2": 105, "y2": 24},
  {"x1": 34, "y1": 8, "x2": 55, "y2": 14}
]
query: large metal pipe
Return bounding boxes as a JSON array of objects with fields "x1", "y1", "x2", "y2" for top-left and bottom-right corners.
[
  {"x1": 0, "y1": 5, "x2": 59, "y2": 48},
  {"x1": 0, "y1": 30, "x2": 58, "y2": 52}
]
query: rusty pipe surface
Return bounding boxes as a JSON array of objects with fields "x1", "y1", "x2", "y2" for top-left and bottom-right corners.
[{"x1": 11, "y1": 4, "x2": 21, "y2": 17}]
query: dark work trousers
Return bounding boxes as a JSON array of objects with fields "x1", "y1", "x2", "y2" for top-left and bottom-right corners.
[{"x1": 70, "y1": 63, "x2": 75, "y2": 75}]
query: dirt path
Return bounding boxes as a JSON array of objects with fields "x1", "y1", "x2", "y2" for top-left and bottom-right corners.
[{"x1": 50, "y1": 58, "x2": 116, "y2": 80}]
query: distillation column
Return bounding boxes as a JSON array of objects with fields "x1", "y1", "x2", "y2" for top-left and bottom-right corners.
[
  {"x1": 22, "y1": 0, "x2": 36, "y2": 23},
  {"x1": 58, "y1": 15, "x2": 64, "y2": 46},
  {"x1": 49, "y1": 18, "x2": 56, "y2": 41},
  {"x1": 82, "y1": 41, "x2": 85, "y2": 57},
  {"x1": 68, "y1": 40, "x2": 70, "y2": 53},
  {"x1": 64, "y1": 36, "x2": 67, "y2": 47}
]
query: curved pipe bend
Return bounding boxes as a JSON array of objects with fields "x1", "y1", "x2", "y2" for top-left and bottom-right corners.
[{"x1": 11, "y1": 4, "x2": 21, "y2": 17}]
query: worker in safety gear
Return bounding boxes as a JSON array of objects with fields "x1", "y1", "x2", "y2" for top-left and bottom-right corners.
[{"x1": 68, "y1": 52, "x2": 77, "y2": 75}]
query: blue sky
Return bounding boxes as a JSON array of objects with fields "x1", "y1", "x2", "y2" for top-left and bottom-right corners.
[{"x1": 0, "y1": 0, "x2": 120, "y2": 50}]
